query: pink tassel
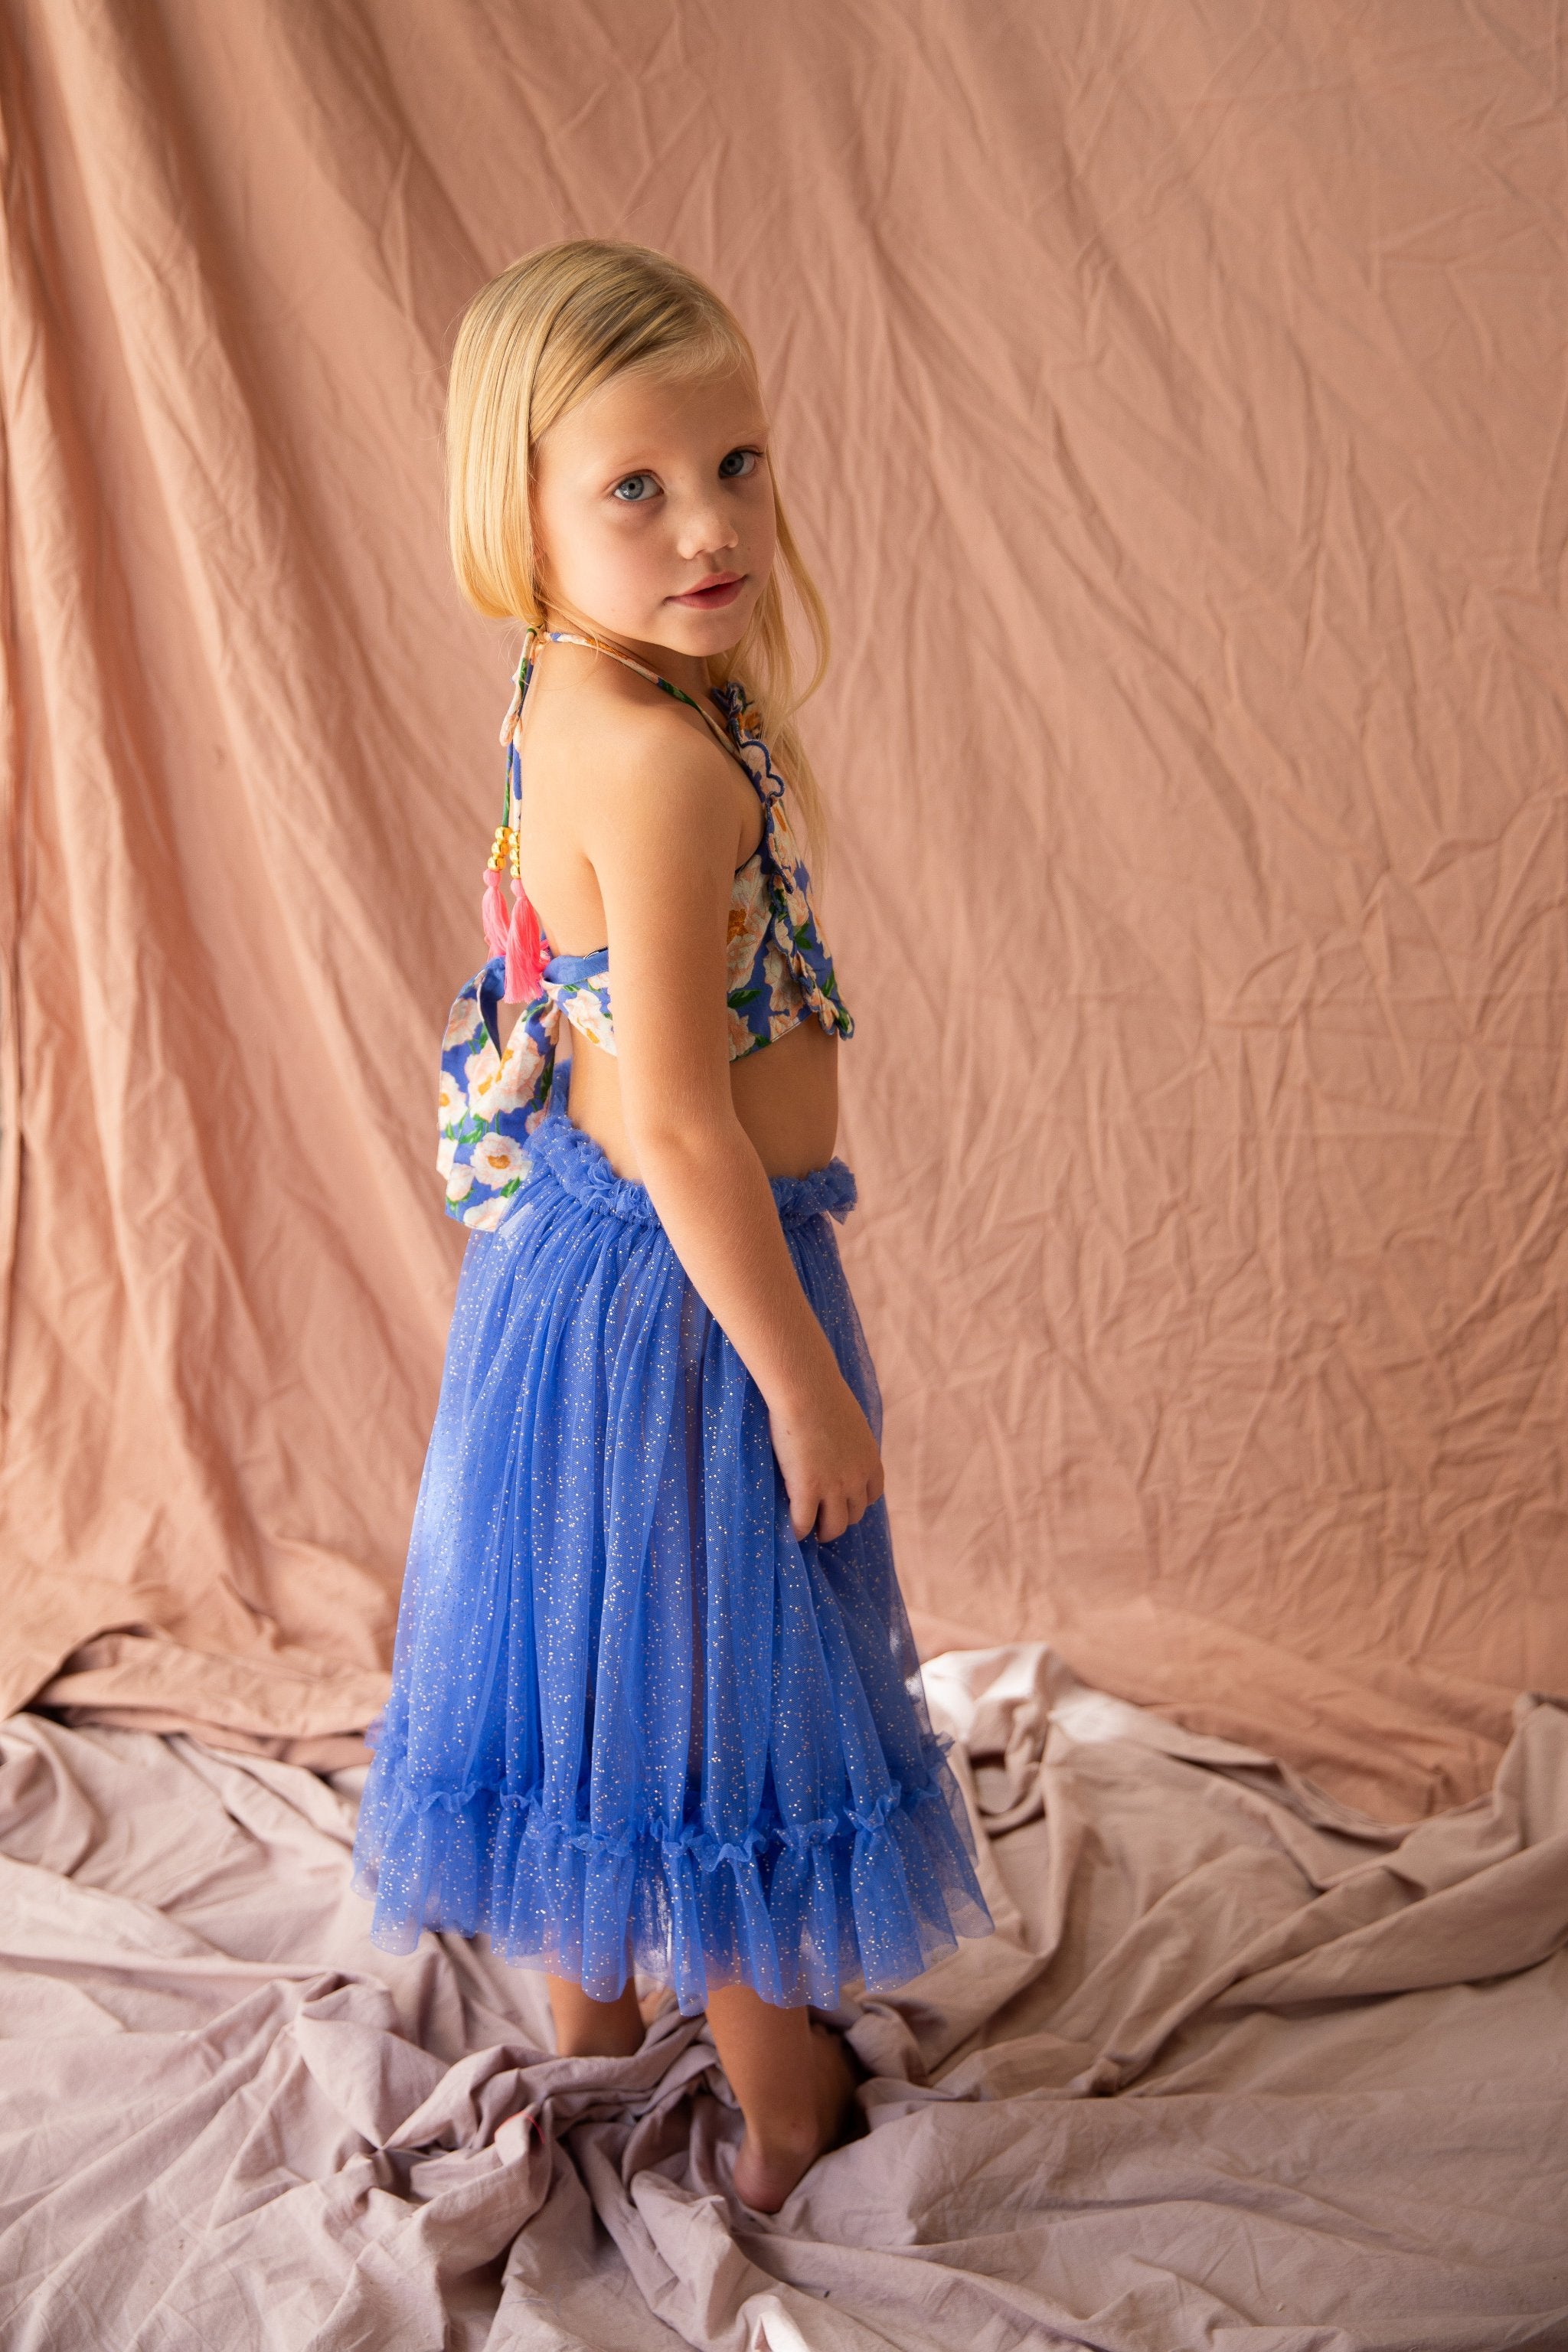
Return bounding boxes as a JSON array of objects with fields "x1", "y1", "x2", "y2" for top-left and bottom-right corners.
[
  {"x1": 502, "y1": 879, "x2": 547, "y2": 1004},
  {"x1": 482, "y1": 865, "x2": 512, "y2": 958}
]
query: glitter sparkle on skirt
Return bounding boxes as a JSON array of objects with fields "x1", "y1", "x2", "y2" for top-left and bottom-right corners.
[{"x1": 351, "y1": 1073, "x2": 994, "y2": 2014}]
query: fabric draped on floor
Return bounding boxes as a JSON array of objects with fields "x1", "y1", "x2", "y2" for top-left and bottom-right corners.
[{"x1": 4, "y1": 1653, "x2": 1566, "y2": 2350}]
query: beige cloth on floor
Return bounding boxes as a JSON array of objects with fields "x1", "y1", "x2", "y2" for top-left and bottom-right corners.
[
  {"x1": 4, "y1": 1645, "x2": 1564, "y2": 2350},
  {"x1": 3, "y1": 0, "x2": 1565, "y2": 1824}
]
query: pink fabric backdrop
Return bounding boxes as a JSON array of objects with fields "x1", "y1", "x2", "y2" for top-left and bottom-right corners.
[{"x1": 2, "y1": 0, "x2": 1563, "y2": 1815}]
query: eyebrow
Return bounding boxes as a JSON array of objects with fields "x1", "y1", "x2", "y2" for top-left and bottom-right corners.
[
  {"x1": 601, "y1": 433, "x2": 769, "y2": 472},
  {"x1": 603, "y1": 413, "x2": 770, "y2": 462}
]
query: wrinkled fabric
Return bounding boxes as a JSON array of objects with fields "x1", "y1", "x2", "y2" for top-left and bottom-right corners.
[
  {"x1": 4, "y1": 1650, "x2": 1566, "y2": 2350},
  {"x1": 354, "y1": 1083, "x2": 991, "y2": 2011},
  {"x1": 1, "y1": 0, "x2": 1565, "y2": 1822}
]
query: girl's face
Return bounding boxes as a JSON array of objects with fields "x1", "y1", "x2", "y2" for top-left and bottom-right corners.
[{"x1": 531, "y1": 359, "x2": 776, "y2": 672}]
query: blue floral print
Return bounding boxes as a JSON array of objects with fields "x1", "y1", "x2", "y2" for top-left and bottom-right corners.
[{"x1": 436, "y1": 683, "x2": 854, "y2": 1228}]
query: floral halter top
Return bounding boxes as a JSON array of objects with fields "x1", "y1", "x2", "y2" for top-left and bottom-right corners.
[{"x1": 436, "y1": 630, "x2": 854, "y2": 1229}]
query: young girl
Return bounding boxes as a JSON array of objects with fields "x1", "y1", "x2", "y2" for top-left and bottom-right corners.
[{"x1": 351, "y1": 238, "x2": 993, "y2": 2213}]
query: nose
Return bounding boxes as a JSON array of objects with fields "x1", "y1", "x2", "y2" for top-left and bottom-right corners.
[{"x1": 673, "y1": 483, "x2": 740, "y2": 560}]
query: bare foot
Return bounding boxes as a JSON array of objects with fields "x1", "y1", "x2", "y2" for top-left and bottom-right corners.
[{"x1": 731, "y1": 2021, "x2": 861, "y2": 2213}]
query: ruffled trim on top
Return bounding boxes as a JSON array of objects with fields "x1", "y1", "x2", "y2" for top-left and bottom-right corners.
[{"x1": 524, "y1": 1100, "x2": 858, "y2": 1230}]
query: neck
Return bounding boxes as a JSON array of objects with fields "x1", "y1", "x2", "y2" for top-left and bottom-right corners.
[{"x1": 540, "y1": 609, "x2": 717, "y2": 704}]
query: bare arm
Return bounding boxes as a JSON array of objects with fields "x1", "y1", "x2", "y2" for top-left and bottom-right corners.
[{"x1": 580, "y1": 713, "x2": 882, "y2": 1544}]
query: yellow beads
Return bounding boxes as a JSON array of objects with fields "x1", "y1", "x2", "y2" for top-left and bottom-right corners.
[{"x1": 488, "y1": 824, "x2": 524, "y2": 880}]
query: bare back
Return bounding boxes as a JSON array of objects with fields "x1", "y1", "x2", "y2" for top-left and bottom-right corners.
[{"x1": 503, "y1": 639, "x2": 841, "y2": 1181}]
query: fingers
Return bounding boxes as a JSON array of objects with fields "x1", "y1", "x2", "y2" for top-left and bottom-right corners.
[
  {"x1": 791, "y1": 1489, "x2": 843, "y2": 1544},
  {"x1": 784, "y1": 1453, "x2": 886, "y2": 1549},
  {"x1": 810, "y1": 1479, "x2": 880, "y2": 1546}
]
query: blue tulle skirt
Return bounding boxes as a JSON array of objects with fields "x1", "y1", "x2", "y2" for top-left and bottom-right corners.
[{"x1": 351, "y1": 1075, "x2": 993, "y2": 2014}]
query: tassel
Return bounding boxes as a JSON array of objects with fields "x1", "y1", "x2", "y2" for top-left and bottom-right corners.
[
  {"x1": 486, "y1": 637, "x2": 547, "y2": 999},
  {"x1": 482, "y1": 731, "x2": 519, "y2": 961},
  {"x1": 502, "y1": 878, "x2": 546, "y2": 1004},
  {"x1": 482, "y1": 863, "x2": 512, "y2": 957}
]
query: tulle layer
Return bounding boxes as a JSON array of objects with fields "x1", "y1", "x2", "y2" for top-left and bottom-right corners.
[{"x1": 351, "y1": 1083, "x2": 993, "y2": 2013}]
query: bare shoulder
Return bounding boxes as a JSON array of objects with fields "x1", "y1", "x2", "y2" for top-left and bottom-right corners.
[{"x1": 538, "y1": 667, "x2": 743, "y2": 887}]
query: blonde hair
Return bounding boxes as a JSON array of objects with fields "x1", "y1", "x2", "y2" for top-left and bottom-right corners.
[{"x1": 446, "y1": 238, "x2": 831, "y2": 861}]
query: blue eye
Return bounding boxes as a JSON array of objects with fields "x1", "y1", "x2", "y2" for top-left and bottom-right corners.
[
  {"x1": 612, "y1": 473, "x2": 658, "y2": 503},
  {"x1": 719, "y1": 448, "x2": 761, "y2": 480}
]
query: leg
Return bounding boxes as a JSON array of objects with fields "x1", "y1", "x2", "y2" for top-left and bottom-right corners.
[
  {"x1": 547, "y1": 1971, "x2": 645, "y2": 2058},
  {"x1": 705, "y1": 1981, "x2": 861, "y2": 2212}
]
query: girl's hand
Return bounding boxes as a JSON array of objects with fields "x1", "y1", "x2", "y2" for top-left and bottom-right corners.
[{"x1": 769, "y1": 1374, "x2": 886, "y2": 1544}]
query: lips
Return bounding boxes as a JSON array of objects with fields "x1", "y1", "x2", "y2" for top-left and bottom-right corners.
[{"x1": 672, "y1": 574, "x2": 743, "y2": 609}]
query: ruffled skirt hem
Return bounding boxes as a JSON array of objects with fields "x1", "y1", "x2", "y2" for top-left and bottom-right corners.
[{"x1": 351, "y1": 1726, "x2": 992, "y2": 2013}]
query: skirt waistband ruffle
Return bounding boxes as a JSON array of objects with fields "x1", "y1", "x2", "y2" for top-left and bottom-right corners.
[{"x1": 519, "y1": 1093, "x2": 858, "y2": 1230}]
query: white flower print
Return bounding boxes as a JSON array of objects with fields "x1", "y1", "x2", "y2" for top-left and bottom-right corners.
[
  {"x1": 768, "y1": 797, "x2": 800, "y2": 865},
  {"x1": 494, "y1": 1028, "x2": 547, "y2": 1109},
  {"x1": 443, "y1": 993, "x2": 484, "y2": 1051},
  {"x1": 462, "y1": 1194, "x2": 510, "y2": 1230},
  {"x1": 437, "y1": 1070, "x2": 466, "y2": 1132},
  {"x1": 445, "y1": 1161, "x2": 475, "y2": 1202},
  {"x1": 465, "y1": 1037, "x2": 503, "y2": 1118},
  {"x1": 762, "y1": 937, "x2": 792, "y2": 1003},
  {"x1": 726, "y1": 884, "x2": 769, "y2": 990},
  {"x1": 471, "y1": 1132, "x2": 528, "y2": 1190},
  {"x1": 436, "y1": 1133, "x2": 456, "y2": 1179},
  {"x1": 767, "y1": 942, "x2": 804, "y2": 1039},
  {"x1": 560, "y1": 970, "x2": 616, "y2": 1054},
  {"x1": 727, "y1": 1002, "x2": 760, "y2": 1057}
]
